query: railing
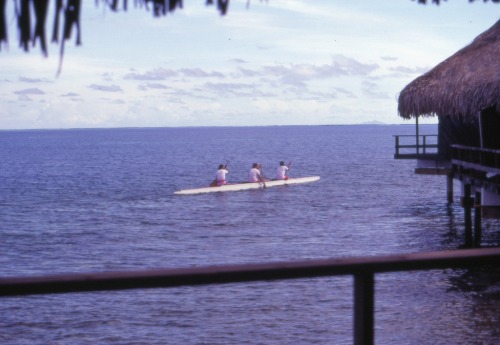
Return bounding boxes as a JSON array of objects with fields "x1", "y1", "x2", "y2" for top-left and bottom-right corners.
[
  {"x1": 452, "y1": 145, "x2": 500, "y2": 174},
  {"x1": 394, "y1": 134, "x2": 438, "y2": 159},
  {"x1": 2, "y1": 248, "x2": 500, "y2": 345}
]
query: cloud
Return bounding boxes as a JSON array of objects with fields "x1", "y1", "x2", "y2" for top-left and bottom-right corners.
[
  {"x1": 118, "y1": 55, "x2": 377, "y2": 100},
  {"x1": 17, "y1": 94, "x2": 34, "y2": 101},
  {"x1": 179, "y1": 68, "x2": 225, "y2": 78},
  {"x1": 381, "y1": 56, "x2": 398, "y2": 61},
  {"x1": 124, "y1": 67, "x2": 178, "y2": 81},
  {"x1": 19, "y1": 77, "x2": 46, "y2": 83},
  {"x1": 229, "y1": 58, "x2": 248, "y2": 64},
  {"x1": 203, "y1": 82, "x2": 263, "y2": 97},
  {"x1": 14, "y1": 88, "x2": 45, "y2": 95},
  {"x1": 235, "y1": 67, "x2": 261, "y2": 77},
  {"x1": 328, "y1": 55, "x2": 379, "y2": 76},
  {"x1": 88, "y1": 84, "x2": 123, "y2": 92},
  {"x1": 60, "y1": 92, "x2": 82, "y2": 102},
  {"x1": 145, "y1": 82, "x2": 169, "y2": 90},
  {"x1": 362, "y1": 80, "x2": 390, "y2": 99},
  {"x1": 257, "y1": 55, "x2": 378, "y2": 87},
  {"x1": 101, "y1": 73, "x2": 115, "y2": 82},
  {"x1": 61, "y1": 92, "x2": 79, "y2": 97},
  {"x1": 390, "y1": 65, "x2": 430, "y2": 74},
  {"x1": 165, "y1": 89, "x2": 198, "y2": 98}
]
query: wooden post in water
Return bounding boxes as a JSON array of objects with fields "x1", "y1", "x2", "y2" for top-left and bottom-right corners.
[
  {"x1": 464, "y1": 184, "x2": 473, "y2": 248},
  {"x1": 474, "y1": 191, "x2": 482, "y2": 248},
  {"x1": 447, "y1": 173, "x2": 454, "y2": 203},
  {"x1": 415, "y1": 116, "x2": 420, "y2": 155}
]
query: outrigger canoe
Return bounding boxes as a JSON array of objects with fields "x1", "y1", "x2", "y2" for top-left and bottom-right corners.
[{"x1": 174, "y1": 176, "x2": 320, "y2": 195}]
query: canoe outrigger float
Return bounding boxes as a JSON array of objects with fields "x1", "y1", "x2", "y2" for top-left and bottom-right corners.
[{"x1": 174, "y1": 176, "x2": 320, "y2": 195}]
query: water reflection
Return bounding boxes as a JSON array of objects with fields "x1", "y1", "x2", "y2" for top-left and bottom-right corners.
[{"x1": 441, "y1": 203, "x2": 461, "y2": 247}]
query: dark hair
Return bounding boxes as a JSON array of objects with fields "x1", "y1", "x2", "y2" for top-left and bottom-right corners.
[
  {"x1": 219, "y1": 164, "x2": 224, "y2": 169},
  {"x1": 280, "y1": 161, "x2": 285, "y2": 166},
  {"x1": 252, "y1": 163, "x2": 258, "y2": 168}
]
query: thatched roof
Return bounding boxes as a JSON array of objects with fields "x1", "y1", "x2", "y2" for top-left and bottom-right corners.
[{"x1": 398, "y1": 19, "x2": 500, "y2": 120}]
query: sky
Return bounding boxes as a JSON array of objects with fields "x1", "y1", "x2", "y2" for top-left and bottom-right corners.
[{"x1": 1, "y1": 0, "x2": 499, "y2": 129}]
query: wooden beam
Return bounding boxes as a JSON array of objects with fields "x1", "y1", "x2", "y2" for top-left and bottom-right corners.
[
  {"x1": 474, "y1": 191, "x2": 482, "y2": 248},
  {"x1": 464, "y1": 184, "x2": 473, "y2": 248},
  {"x1": 414, "y1": 168, "x2": 451, "y2": 175}
]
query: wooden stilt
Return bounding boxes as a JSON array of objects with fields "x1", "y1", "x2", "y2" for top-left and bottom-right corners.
[
  {"x1": 464, "y1": 184, "x2": 473, "y2": 248},
  {"x1": 474, "y1": 191, "x2": 482, "y2": 248},
  {"x1": 447, "y1": 173, "x2": 454, "y2": 203}
]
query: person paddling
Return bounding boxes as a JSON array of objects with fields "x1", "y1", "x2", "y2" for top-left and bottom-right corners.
[
  {"x1": 275, "y1": 161, "x2": 291, "y2": 180},
  {"x1": 249, "y1": 163, "x2": 266, "y2": 187},
  {"x1": 211, "y1": 163, "x2": 229, "y2": 186}
]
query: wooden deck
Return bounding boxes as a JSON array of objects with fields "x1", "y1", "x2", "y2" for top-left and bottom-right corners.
[
  {"x1": 393, "y1": 134, "x2": 439, "y2": 160},
  {"x1": 452, "y1": 145, "x2": 500, "y2": 193}
]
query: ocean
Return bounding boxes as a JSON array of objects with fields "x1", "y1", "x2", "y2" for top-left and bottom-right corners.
[{"x1": 1, "y1": 125, "x2": 499, "y2": 344}]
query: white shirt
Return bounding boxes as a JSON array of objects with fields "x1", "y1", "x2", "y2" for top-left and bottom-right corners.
[
  {"x1": 249, "y1": 168, "x2": 261, "y2": 182},
  {"x1": 216, "y1": 169, "x2": 228, "y2": 181},
  {"x1": 275, "y1": 165, "x2": 288, "y2": 180}
]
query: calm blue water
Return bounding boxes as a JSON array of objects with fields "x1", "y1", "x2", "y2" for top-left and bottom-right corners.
[{"x1": 1, "y1": 125, "x2": 499, "y2": 345}]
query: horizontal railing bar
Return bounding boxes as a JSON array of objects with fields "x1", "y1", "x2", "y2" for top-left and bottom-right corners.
[
  {"x1": 1, "y1": 248, "x2": 499, "y2": 297},
  {"x1": 395, "y1": 155, "x2": 440, "y2": 160},
  {"x1": 392, "y1": 135, "x2": 438, "y2": 138},
  {"x1": 397, "y1": 145, "x2": 438, "y2": 149},
  {"x1": 452, "y1": 145, "x2": 500, "y2": 155},
  {"x1": 452, "y1": 160, "x2": 500, "y2": 175}
]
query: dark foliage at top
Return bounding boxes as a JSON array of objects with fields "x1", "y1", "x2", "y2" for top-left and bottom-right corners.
[{"x1": 0, "y1": 0, "x2": 497, "y2": 71}]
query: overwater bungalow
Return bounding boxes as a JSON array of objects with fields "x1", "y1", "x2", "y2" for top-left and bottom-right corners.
[{"x1": 394, "y1": 19, "x2": 500, "y2": 244}]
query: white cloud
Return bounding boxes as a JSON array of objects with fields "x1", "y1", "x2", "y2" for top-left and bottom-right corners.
[
  {"x1": 145, "y1": 82, "x2": 169, "y2": 90},
  {"x1": 14, "y1": 88, "x2": 45, "y2": 95},
  {"x1": 88, "y1": 84, "x2": 123, "y2": 92},
  {"x1": 179, "y1": 68, "x2": 225, "y2": 78},
  {"x1": 19, "y1": 77, "x2": 47, "y2": 83},
  {"x1": 61, "y1": 92, "x2": 80, "y2": 97},
  {"x1": 124, "y1": 68, "x2": 178, "y2": 81}
]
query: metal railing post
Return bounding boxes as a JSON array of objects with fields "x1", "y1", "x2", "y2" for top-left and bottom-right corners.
[
  {"x1": 354, "y1": 272, "x2": 374, "y2": 345},
  {"x1": 2, "y1": 249, "x2": 500, "y2": 344}
]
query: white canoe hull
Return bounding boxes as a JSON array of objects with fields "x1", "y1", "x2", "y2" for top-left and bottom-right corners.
[{"x1": 174, "y1": 176, "x2": 320, "y2": 195}]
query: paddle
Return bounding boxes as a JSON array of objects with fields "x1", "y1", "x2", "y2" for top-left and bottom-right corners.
[
  {"x1": 258, "y1": 163, "x2": 266, "y2": 188},
  {"x1": 223, "y1": 161, "x2": 229, "y2": 185}
]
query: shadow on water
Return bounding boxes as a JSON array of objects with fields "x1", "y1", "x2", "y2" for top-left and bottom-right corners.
[
  {"x1": 448, "y1": 264, "x2": 500, "y2": 297},
  {"x1": 445, "y1": 263, "x2": 500, "y2": 342},
  {"x1": 441, "y1": 203, "x2": 462, "y2": 247}
]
